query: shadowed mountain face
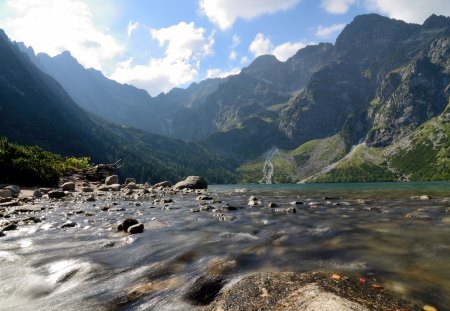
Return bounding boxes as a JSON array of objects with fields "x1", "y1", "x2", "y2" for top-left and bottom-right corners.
[
  {"x1": 0, "y1": 30, "x2": 236, "y2": 183},
  {"x1": 6, "y1": 13, "x2": 450, "y2": 182}
]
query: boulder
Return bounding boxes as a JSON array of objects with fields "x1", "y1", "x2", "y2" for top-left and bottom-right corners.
[
  {"x1": 61, "y1": 182, "x2": 75, "y2": 191},
  {"x1": 48, "y1": 190, "x2": 66, "y2": 199},
  {"x1": 174, "y1": 176, "x2": 207, "y2": 190},
  {"x1": 0, "y1": 189, "x2": 13, "y2": 198},
  {"x1": 5, "y1": 185, "x2": 20, "y2": 197},
  {"x1": 154, "y1": 181, "x2": 172, "y2": 188},
  {"x1": 105, "y1": 175, "x2": 119, "y2": 185},
  {"x1": 127, "y1": 223, "x2": 144, "y2": 234},
  {"x1": 125, "y1": 178, "x2": 136, "y2": 184},
  {"x1": 205, "y1": 272, "x2": 418, "y2": 311}
]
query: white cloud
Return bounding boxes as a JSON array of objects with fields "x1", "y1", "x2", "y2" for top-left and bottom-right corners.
[
  {"x1": 249, "y1": 33, "x2": 306, "y2": 61},
  {"x1": 249, "y1": 33, "x2": 273, "y2": 57},
  {"x1": 229, "y1": 50, "x2": 238, "y2": 61},
  {"x1": 232, "y1": 34, "x2": 241, "y2": 48},
  {"x1": 272, "y1": 42, "x2": 306, "y2": 61},
  {"x1": 315, "y1": 23, "x2": 345, "y2": 38},
  {"x1": 365, "y1": 0, "x2": 450, "y2": 24},
  {"x1": 110, "y1": 22, "x2": 215, "y2": 96},
  {"x1": 240, "y1": 56, "x2": 250, "y2": 64},
  {"x1": 199, "y1": 0, "x2": 301, "y2": 30},
  {"x1": 206, "y1": 67, "x2": 241, "y2": 78},
  {"x1": 127, "y1": 20, "x2": 138, "y2": 38},
  {"x1": 2, "y1": 0, "x2": 123, "y2": 70},
  {"x1": 321, "y1": 0, "x2": 356, "y2": 14}
]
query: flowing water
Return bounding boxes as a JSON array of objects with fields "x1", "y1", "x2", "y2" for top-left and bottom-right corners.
[{"x1": 0, "y1": 182, "x2": 449, "y2": 310}]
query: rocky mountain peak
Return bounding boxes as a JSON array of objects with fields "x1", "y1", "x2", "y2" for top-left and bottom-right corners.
[{"x1": 423, "y1": 14, "x2": 450, "y2": 29}]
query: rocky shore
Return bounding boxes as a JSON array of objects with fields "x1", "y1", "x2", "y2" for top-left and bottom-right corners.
[{"x1": 0, "y1": 171, "x2": 446, "y2": 310}]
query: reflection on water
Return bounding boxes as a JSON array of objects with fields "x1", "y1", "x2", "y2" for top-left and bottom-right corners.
[{"x1": 0, "y1": 182, "x2": 449, "y2": 310}]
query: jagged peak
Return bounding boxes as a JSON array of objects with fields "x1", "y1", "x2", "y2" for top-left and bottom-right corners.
[{"x1": 423, "y1": 14, "x2": 450, "y2": 29}]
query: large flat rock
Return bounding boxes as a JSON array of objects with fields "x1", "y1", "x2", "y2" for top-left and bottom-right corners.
[{"x1": 204, "y1": 272, "x2": 418, "y2": 311}]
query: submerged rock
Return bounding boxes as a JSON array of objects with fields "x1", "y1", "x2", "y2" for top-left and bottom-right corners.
[{"x1": 174, "y1": 176, "x2": 207, "y2": 190}]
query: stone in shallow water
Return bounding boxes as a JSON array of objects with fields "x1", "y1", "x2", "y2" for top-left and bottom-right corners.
[
  {"x1": 118, "y1": 218, "x2": 139, "y2": 231},
  {"x1": 127, "y1": 223, "x2": 144, "y2": 234}
]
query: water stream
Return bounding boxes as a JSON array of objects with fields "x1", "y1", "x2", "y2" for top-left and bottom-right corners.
[{"x1": 0, "y1": 182, "x2": 449, "y2": 310}]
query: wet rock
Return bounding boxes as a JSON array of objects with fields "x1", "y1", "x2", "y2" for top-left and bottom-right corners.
[
  {"x1": 118, "y1": 218, "x2": 139, "y2": 231},
  {"x1": 5, "y1": 185, "x2": 20, "y2": 197},
  {"x1": 248, "y1": 196, "x2": 260, "y2": 206},
  {"x1": 268, "y1": 202, "x2": 278, "y2": 208},
  {"x1": 127, "y1": 223, "x2": 144, "y2": 234},
  {"x1": 221, "y1": 204, "x2": 238, "y2": 211},
  {"x1": 33, "y1": 189, "x2": 43, "y2": 197},
  {"x1": 125, "y1": 178, "x2": 136, "y2": 184},
  {"x1": 205, "y1": 272, "x2": 418, "y2": 311},
  {"x1": 61, "y1": 221, "x2": 77, "y2": 228},
  {"x1": 86, "y1": 196, "x2": 96, "y2": 202},
  {"x1": 61, "y1": 182, "x2": 75, "y2": 191},
  {"x1": 184, "y1": 274, "x2": 225, "y2": 305},
  {"x1": 0, "y1": 189, "x2": 13, "y2": 198},
  {"x1": 48, "y1": 190, "x2": 66, "y2": 199},
  {"x1": 85, "y1": 212, "x2": 95, "y2": 217},
  {"x1": 1, "y1": 222, "x2": 18, "y2": 231},
  {"x1": 81, "y1": 187, "x2": 94, "y2": 192},
  {"x1": 274, "y1": 207, "x2": 297, "y2": 214},
  {"x1": 0, "y1": 200, "x2": 19, "y2": 207},
  {"x1": 324, "y1": 196, "x2": 341, "y2": 200},
  {"x1": 161, "y1": 199, "x2": 173, "y2": 204},
  {"x1": 21, "y1": 216, "x2": 42, "y2": 224},
  {"x1": 200, "y1": 205, "x2": 214, "y2": 211},
  {"x1": 191, "y1": 208, "x2": 201, "y2": 212},
  {"x1": 154, "y1": 181, "x2": 172, "y2": 188},
  {"x1": 197, "y1": 195, "x2": 214, "y2": 201},
  {"x1": 174, "y1": 176, "x2": 208, "y2": 190},
  {"x1": 105, "y1": 175, "x2": 119, "y2": 185},
  {"x1": 0, "y1": 231, "x2": 4, "y2": 237},
  {"x1": 290, "y1": 201, "x2": 304, "y2": 205}
]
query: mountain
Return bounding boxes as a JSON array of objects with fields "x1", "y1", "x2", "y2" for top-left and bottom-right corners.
[
  {"x1": 0, "y1": 30, "x2": 235, "y2": 184},
  {"x1": 10, "y1": 13, "x2": 450, "y2": 183},
  {"x1": 237, "y1": 14, "x2": 449, "y2": 182}
]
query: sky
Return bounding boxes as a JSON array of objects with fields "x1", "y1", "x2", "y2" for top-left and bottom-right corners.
[{"x1": 1, "y1": 0, "x2": 449, "y2": 96}]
